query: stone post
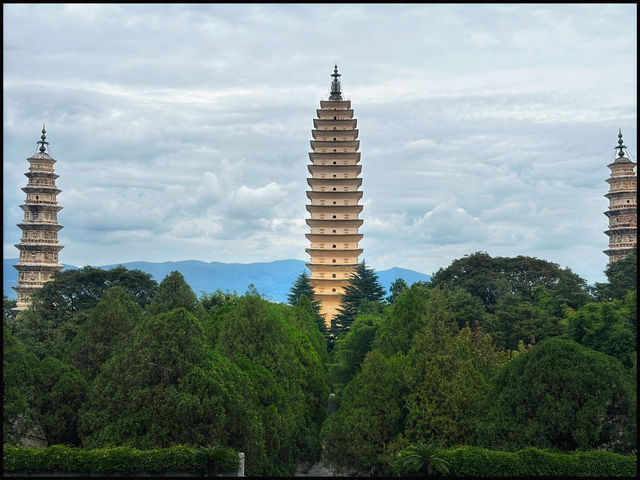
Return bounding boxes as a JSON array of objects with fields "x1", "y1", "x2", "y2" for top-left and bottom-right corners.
[{"x1": 237, "y1": 452, "x2": 245, "y2": 477}]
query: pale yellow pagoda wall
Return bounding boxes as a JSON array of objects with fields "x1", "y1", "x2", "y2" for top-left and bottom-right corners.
[
  {"x1": 308, "y1": 254, "x2": 361, "y2": 264},
  {"x1": 310, "y1": 226, "x2": 360, "y2": 234}
]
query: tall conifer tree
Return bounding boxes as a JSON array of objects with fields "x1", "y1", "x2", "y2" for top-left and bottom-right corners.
[
  {"x1": 288, "y1": 271, "x2": 324, "y2": 334},
  {"x1": 288, "y1": 271, "x2": 321, "y2": 313},
  {"x1": 332, "y1": 262, "x2": 386, "y2": 339}
]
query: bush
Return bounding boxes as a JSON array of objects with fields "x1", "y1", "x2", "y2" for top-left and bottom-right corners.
[
  {"x1": 3, "y1": 444, "x2": 238, "y2": 475},
  {"x1": 437, "y1": 446, "x2": 636, "y2": 477}
]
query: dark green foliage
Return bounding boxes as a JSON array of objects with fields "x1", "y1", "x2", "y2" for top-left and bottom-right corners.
[
  {"x1": 3, "y1": 328, "x2": 88, "y2": 446},
  {"x1": 199, "y1": 289, "x2": 239, "y2": 315},
  {"x1": 447, "y1": 286, "x2": 488, "y2": 329},
  {"x1": 439, "y1": 446, "x2": 637, "y2": 477},
  {"x1": 65, "y1": 286, "x2": 143, "y2": 381},
  {"x1": 477, "y1": 338, "x2": 637, "y2": 454},
  {"x1": 78, "y1": 308, "x2": 217, "y2": 448},
  {"x1": 3, "y1": 328, "x2": 39, "y2": 443},
  {"x1": 4, "y1": 444, "x2": 635, "y2": 477},
  {"x1": 332, "y1": 262, "x2": 386, "y2": 339},
  {"x1": 13, "y1": 266, "x2": 157, "y2": 359},
  {"x1": 396, "y1": 442, "x2": 450, "y2": 476},
  {"x1": 33, "y1": 357, "x2": 88, "y2": 446},
  {"x1": 323, "y1": 287, "x2": 492, "y2": 473},
  {"x1": 288, "y1": 295, "x2": 329, "y2": 363},
  {"x1": 215, "y1": 293, "x2": 329, "y2": 475},
  {"x1": 288, "y1": 271, "x2": 321, "y2": 314},
  {"x1": 3, "y1": 294, "x2": 17, "y2": 331},
  {"x1": 303, "y1": 294, "x2": 328, "y2": 337},
  {"x1": 192, "y1": 444, "x2": 239, "y2": 475},
  {"x1": 430, "y1": 251, "x2": 592, "y2": 313},
  {"x1": 387, "y1": 277, "x2": 408, "y2": 304},
  {"x1": 329, "y1": 313, "x2": 381, "y2": 386},
  {"x1": 595, "y1": 247, "x2": 637, "y2": 301},
  {"x1": 568, "y1": 290, "x2": 637, "y2": 369},
  {"x1": 3, "y1": 444, "x2": 238, "y2": 475},
  {"x1": 456, "y1": 321, "x2": 510, "y2": 380},
  {"x1": 373, "y1": 283, "x2": 430, "y2": 356},
  {"x1": 4, "y1": 250, "x2": 637, "y2": 476},
  {"x1": 322, "y1": 350, "x2": 407, "y2": 473},
  {"x1": 34, "y1": 265, "x2": 157, "y2": 313},
  {"x1": 147, "y1": 270, "x2": 205, "y2": 319},
  {"x1": 400, "y1": 291, "x2": 489, "y2": 449},
  {"x1": 483, "y1": 293, "x2": 565, "y2": 351}
]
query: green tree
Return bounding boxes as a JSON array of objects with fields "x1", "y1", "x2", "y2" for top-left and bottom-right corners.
[
  {"x1": 13, "y1": 266, "x2": 157, "y2": 359},
  {"x1": 400, "y1": 291, "x2": 489, "y2": 449},
  {"x1": 429, "y1": 252, "x2": 511, "y2": 312},
  {"x1": 3, "y1": 294, "x2": 17, "y2": 331},
  {"x1": 568, "y1": 290, "x2": 636, "y2": 369},
  {"x1": 200, "y1": 289, "x2": 240, "y2": 315},
  {"x1": 332, "y1": 262, "x2": 386, "y2": 339},
  {"x1": 65, "y1": 286, "x2": 143, "y2": 381},
  {"x1": 288, "y1": 295, "x2": 329, "y2": 361},
  {"x1": 594, "y1": 248, "x2": 637, "y2": 301},
  {"x1": 3, "y1": 327, "x2": 38, "y2": 444},
  {"x1": 322, "y1": 350, "x2": 407, "y2": 473},
  {"x1": 147, "y1": 270, "x2": 205, "y2": 319},
  {"x1": 483, "y1": 293, "x2": 565, "y2": 351},
  {"x1": 387, "y1": 278, "x2": 408, "y2": 304},
  {"x1": 330, "y1": 313, "x2": 382, "y2": 387},
  {"x1": 456, "y1": 321, "x2": 510, "y2": 380},
  {"x1": 324, "y1": 287, "x2": 492, "y2": 474},
  {"x1": 397, "y1": 442, "x2": 450, "y2": 476},
  {"x1": 430, "y1": 252, "x2": 591, "y2": 313},
  {"x1": 447, "y1": 286, "x2": 488, "y2": 330},
  {"x1": 215, "y1": 293, "x2": 329, "y2": 475},
  {"x1": 477, "y1": 338, "x2": 637, "y2": 454},
  {"x1": 33, "y1": 266, "x2": 157, "y2": 313},
  {"x1": 33, "y1": 357, "x2": 88, "y2": 446},
  {"x1": 193, "y1": 444, "x2": 238, "y2": 476},
  {"x1": 79, "y1": 307, "x2": 218, "y2": 449},
  {"x1": 287, "y1": 271, "x2": 321, "y2": 314}
]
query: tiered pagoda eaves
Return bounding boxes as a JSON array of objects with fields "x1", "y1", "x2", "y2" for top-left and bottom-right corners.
[
  {"x1": 604, "y1": 130, "x2": 637, "y2": 263},
  {"x1": 13, "y1": 126, "x2": 64, "y2": 311},
  {"x1": 305, "y1": 66, "x2": 364, "y2": 327}
]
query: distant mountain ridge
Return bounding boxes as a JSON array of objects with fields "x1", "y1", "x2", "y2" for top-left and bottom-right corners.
[{"x1": 3, "y1": 258, "x2": 431, "y2": 303}]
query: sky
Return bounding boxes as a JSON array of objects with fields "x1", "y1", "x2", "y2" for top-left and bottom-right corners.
[{"x1": 3, "y1": 3, "x2": 637, "y2": 285}]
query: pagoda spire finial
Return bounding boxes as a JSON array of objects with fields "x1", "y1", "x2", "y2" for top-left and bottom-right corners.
[
  {"x1": 615, "y1": 128, "x2": 626, "y2": 158},
  {"x1": 37, "y1": 124, "x2": 49, "y2": 154},
  {"x1": 329, "y1": 64, "x2": 342, "y2": 100}
]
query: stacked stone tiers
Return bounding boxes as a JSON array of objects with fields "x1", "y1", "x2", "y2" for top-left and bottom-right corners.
[
  {"x1": 306, "y1": 99, "x2": 363, "y2": 324},
  {"x1": 13, "y1": 147, "x2": 64, "y2": 311},
  {"x1": 603, "y1": 135, "x2": 637, "y2": 263}
]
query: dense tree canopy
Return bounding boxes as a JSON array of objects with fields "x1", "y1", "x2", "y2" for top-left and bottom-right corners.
[
  {"x1": 322, "y1": 287, "x2": 497, "y2": 474},
  {"x1": 568, "y1": 290, "x2": 636, "y2": 369},
  {"x1": 146, "y1": 270, "x2": 205, "y2": 319},
  {"x1": 12, "y1": 266, "x2": 157, "y2": 359},
  {"x1": 3, "y1": 253, "x2": 636, "y2": 475},
  {"x1": 3, "y1": 328, "x2": 39, "y2": 443},
  {"x1": 477, "y1": 338, "x2": 636, "y2": 454},
  {"x1": 430, "y1": 252, "x2": 592, "y2": 312},
  {"x1": 65, "y1": 286, "x2": 143, "y2": 381},
  {"x1": 214, "y1": 292, "x2": 330, "y2": 475},
  {"x1": 387, "y1": 278, "x2": 409, "y2": 304},
  {"x1": 329, "y1": 313, "x2": 381, "y2": 387},
  {"x1": 594, "y1": 248, "x2": 637, "y2": 301}
]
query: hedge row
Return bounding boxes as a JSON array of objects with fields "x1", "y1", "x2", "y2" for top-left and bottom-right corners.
[
  {"x1": 5, "y1": 445, "x2": 636, "y2": 477},
  {"x1": 3, "y1": 444, "x2": 238, "y2": 475},
  {"x1": 440, "y1": 446, "x2": 637, "y2": 477}
]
